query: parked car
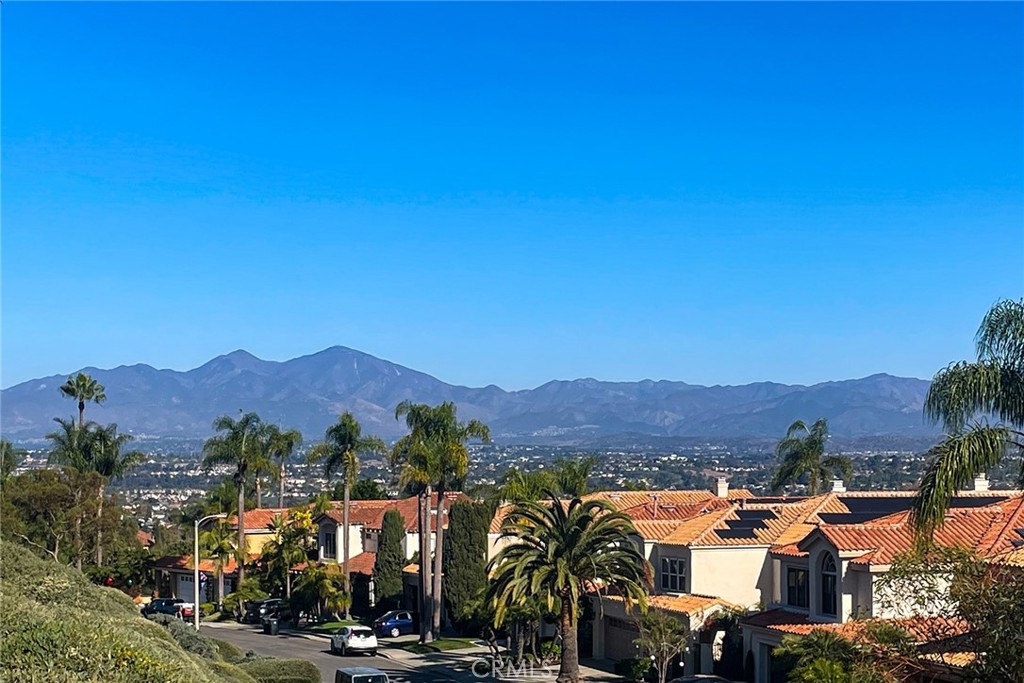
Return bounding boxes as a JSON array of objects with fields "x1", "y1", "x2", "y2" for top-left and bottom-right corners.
[
  {"x1": 372, "y1": 610, "x2": 416, "y2": 638},
  {"x1": 336, "y1": 667, "x2": 389, "y2": 683},
  {"x1": 330, "y1": 626, "x2": 378, "y2": 656},
  {"x1": 260, "y1": 599, "x2": 293, "y2": 625},
  {"x1": 142, "y1": 598, "x2": 194, "y2": 619},
  {"x1": 668, "y1": 677, "x2": 732, "y2": 683},
  {"x1": 241, "y1": 598, "x2": 285, "y2": 625}
]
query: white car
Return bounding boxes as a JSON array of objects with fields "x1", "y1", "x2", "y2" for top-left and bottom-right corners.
[{"x1": 331, "y1": 626, "x2": 379, "y2": 656}]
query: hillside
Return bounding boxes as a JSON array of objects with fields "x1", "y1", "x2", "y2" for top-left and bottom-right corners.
[
  {"x1": 0, "y1": 346, "x2": 938, "y2": 441},
  {"x1": 0, "y1": 540, "x2": 253, "y2": 683}
]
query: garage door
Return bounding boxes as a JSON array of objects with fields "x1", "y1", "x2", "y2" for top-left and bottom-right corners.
[
  {"x1": 176, "y1": 574, "x2": 195, "y2": 602},
  {"x1": 605, "y1": 617, "x2": 640, "y2": 661}
]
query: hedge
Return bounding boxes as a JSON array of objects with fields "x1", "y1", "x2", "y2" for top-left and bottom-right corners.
[
  {"x1": 151, "y1": 614, "x2": 219, "y2": 659},
  {"x1": 212, "y1": 638, "x2": 246, "y2": 664},
  {"x1": 238, "y1": 658, "x2": 321, "y2": 683}
]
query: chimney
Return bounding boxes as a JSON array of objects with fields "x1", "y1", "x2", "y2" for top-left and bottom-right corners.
[
  {"x1": 714, "y1": 477, "x2": 729, "y2": 498},
  {"x1": 649, "y1": 493, "x2": 661, "y2": 519},
  {"x1": 830, "y1": 479, "x2": 846, "y2": 493},
  {"x1": 970, "y1": 473, "x2": 990, "y2": 492}
]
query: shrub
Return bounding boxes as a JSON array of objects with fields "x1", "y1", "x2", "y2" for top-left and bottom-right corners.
[
  {"x1": 201, "y1": 601, "x2": 217, "y2": 616},
  {"x1": 238, "y1": 658, "x2": 321, "y2": 683},
  {"x1": 212, "y1": 637, "x2": 246, "y2": 663},
  {"x1": 209, "y1": 661, "x2": 259, "y2": 683},
  {"x1": 151, "y1": 613, "x2": 219, "y2": 659},
  {"x1": 538, "y1": 640, "x2": 561, "y2": 663},
  {"x1": 616, "y1": 657, "x2": 652, "y2": 682}
]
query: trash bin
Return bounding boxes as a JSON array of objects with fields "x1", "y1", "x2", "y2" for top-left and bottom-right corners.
[{"x1": 267, "y1": 618, "x2": 279, "y2": 636}]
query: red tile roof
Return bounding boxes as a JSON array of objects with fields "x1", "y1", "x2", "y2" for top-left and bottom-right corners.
[
  {"x1": 318, "y1": 493, "x2": 468, "y2": 532},
  {"x1": 137, "y1": 530, "x2": 155, "y2": 547},
  {"x1": 150, "y1": 554, "x2": 238, "y2": 575},
  {"x1": 347, "y1": 551, "x2": 376, "y2": 575},
  {"x1": 228, "y1": 507, "x2": 295, "y2": 532},
  {"x1": 742, "y1": 609, "x2": 970, "y2": 642},
  {"x1": 809, "y1": 507, "x2": 1005, "y2": 566}
]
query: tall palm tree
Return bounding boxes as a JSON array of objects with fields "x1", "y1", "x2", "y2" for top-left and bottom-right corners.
[
  {"x1": 200, "y1": 521, "x2": 236, "y2": 608},
  {"x1": 393, "y1": 400, "x2": 490, "y2": 640},
  {"x1": 770, "y1": 418, "x2": 852, "y2": 495},
  {"x1": 488, "y1": 495, "x2": 650, "y2": 683},
  {"x1": 47, "y1": 418, "x2": 142, "y2": 565},
  {"x1": 89, "y1": 422, "x2": 144, "y2": 565},
  {"x1": 59, "y1": 372, "x2": 107, "y2": 427},
  {"x1": 202, "y1": 412, "x2": 263, "y2": 582},
  {"x1": 262, "y1": 425, "x2": 302, "y2": 508},
  {"x1": 913, "y1": 299, "x2": 1024, "y2": 536},
  {"x1": 307, "y1": 412, "x2": 385, "y2": 619}
]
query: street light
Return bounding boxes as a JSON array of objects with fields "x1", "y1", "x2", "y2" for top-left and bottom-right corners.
[{"x1": 194, "y1": 513, "x2": 228, "y2": 631}]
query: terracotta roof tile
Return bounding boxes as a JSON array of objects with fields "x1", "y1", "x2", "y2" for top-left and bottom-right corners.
[
  {"x1": 605, "y1": 593, "x2": 737, "y2": 617},
  {"x1": 229, "y1": 508, "x2": 295, "y2": 532},
  {"x1": 318, "y1": 493, "x2": 469, "y2": 533},
  {"x1": 583, "y1": 490, "x2": 720, "y2": 511},
  {"x1": 811, "y1": 508, "x2": 1004, "y2": 565},
  {"x1": 347, "y1": 551, "x2": 376, "y2": 575},
  {"x1": 632, "y1": 520, "x2": 690, "y2": 541},
  {"x1": 150, "y1": 554, "x2": 238, "y2": 575},
  {"x1": 621, "y1": 497, "x2": 732, "y2": 521}
]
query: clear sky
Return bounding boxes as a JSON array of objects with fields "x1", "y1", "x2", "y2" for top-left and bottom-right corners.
[{"x1": 2, "y1": 2, "x2": 1022, "y2": 390}]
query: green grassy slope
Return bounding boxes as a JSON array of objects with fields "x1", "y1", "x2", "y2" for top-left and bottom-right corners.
[{"x1": 0, "y1": 540, "x2": 253, "y2": 683}]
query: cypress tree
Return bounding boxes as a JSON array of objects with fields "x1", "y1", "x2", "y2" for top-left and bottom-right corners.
[
  {"x1": 373, "y1": 508, "x2": 405, "y2": 611},
  {"x1": 443, "y1": 501, "x2": 491, "y2": 633}
]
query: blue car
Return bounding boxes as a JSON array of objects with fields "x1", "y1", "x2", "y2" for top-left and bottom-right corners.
[{"x1": 372, "y1": 610, "x2": 416, "y2": 637}]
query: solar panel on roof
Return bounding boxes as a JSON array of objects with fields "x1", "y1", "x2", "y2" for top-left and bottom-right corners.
[
  {"x1": 716, "y1": 528, "x2": 759, "y2": 540},
  {"x1": 951, "y1": 496, "x2": 1008, "y2": 508},
  {"x1": 735, "y1": 510, "x2": 776, "y2": 520},
  {"x1": 725, "y1": 519, "x2": 768, "y2": 530},
  {"x1": 1011, "y1": 539, "x2": 1024, "y2": 548},
  {"x1": 818, "y1": 513, "x2": 888, "y2": 525},
  {"x1": 839, "y1": 497, "x2": 913, "y2": 515}
]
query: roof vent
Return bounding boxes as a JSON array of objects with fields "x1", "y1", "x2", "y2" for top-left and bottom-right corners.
[{"x1": 830, "y1": 479, "x2": 847, "y2": 493}]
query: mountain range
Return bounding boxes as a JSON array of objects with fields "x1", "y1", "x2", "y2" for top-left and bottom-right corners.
[{"x1": 0, "y1": 346, "x2": 939, "y2": 442}]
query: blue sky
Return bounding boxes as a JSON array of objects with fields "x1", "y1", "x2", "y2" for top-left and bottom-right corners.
[{"x1": 2, "y1": 2, "x2": 1022, "y2": 390}]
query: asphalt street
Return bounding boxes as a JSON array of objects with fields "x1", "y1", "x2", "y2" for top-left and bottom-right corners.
[{"x1": 202, "y1": 622, "x2": 490, "y2": 683}]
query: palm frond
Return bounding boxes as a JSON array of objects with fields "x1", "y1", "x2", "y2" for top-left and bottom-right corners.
[{"x1": 911, "y1": 424, "x2": 1011, "y2": 537}]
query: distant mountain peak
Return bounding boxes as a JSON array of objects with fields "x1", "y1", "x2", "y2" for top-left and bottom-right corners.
[{"x1": 0, "y1": 346, "x2": 936, "y2": 442}]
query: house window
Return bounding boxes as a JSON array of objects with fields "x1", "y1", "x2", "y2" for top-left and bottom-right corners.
[
  {"x1": 323, "y1": 531, "x2": 336, "y2": 559},
  {"x1": 660, "y1": 557, "x2": 685, "y2": 592},
  {"x1": 786, "y1": 568, "x2": 808, "y2": 608},
  {"x1": 820, "y1": 553, "x2": 837, "y2": 616}
]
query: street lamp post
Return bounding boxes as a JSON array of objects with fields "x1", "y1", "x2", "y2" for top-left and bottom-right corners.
[{"x1": 194, "y1": 513, "x2": 228, "y2": 631}]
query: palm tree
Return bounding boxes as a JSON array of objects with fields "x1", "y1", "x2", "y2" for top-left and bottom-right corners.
[
  {"x1": 262, "y1": 514, "x2": 310, "y2": 598},
  {"x1": 393, "y1": 401, "x2": 490, "y2": 640},
  {"x1": 262, "y1": 425, "x2": 302, "y2": 508},
  {"x1": 307, "y1": 412, "x2": 385, "y2": 619},
  {"x1": 200, "y1": 521, "x2": 236, "y2": 608},
  {"x1": 295, "y1": 564, "x2": 351, "y2": 622},
  {"x1": 488, "y1": 495, "x2": 650, "y2": 683},
  {"x1": 913, "y1": 299, "x2": 1024, "y2": 536},
  {"x1": 202, "y1": 412, "x2": 263, "y2": 582},
  {"x1": 553, "y1": 455, "x2": 597, "y2": 497},
  {"x1": 89, "y1": 422, "x2": 144, "y2": 565},
  {"x1": 770, "y1": 418, "x2": 852, "y2": 495},
  {"x1": 59, "y1": 372, "x2": 106, "y2": 427},
  {"x1": 1, "y1": 438, "x2": 26, "y2": 481},
  {"x1": 47, "y1": 419, "x2": 143, "y2": 566},
  {"x1": 46, "y1": 417, "x2": 94, "y2": 568}
]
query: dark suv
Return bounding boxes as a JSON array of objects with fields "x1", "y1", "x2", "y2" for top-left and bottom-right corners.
[
  {"x1": 142, "y1": 598, "x2": 194, "y2": 619},
  {"x1": 242, "y1": 598, "x2": 291, "y2": 625}
]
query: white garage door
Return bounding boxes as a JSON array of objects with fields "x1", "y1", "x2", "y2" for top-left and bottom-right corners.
[{"x1": 176, "y1": 574, "x2": 195, "y2": 602}]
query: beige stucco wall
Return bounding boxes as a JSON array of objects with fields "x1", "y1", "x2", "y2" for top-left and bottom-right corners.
[{"x1": 689, "y1": 546, "x2": 769, "y2": 608}]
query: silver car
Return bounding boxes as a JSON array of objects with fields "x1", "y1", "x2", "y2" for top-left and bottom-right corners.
[{"x1": 331, "y1": 626, "x2": 379, "y2": 656}]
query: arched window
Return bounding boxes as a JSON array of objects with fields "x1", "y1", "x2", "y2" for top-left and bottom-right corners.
[{"x1": 820, "y1": 553, "x2": 837, "y2": 616}]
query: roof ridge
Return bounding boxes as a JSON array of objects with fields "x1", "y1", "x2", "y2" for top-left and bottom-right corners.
[{"x1": 978, "y1": 497, "x2": 1024, "y2": 555}]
